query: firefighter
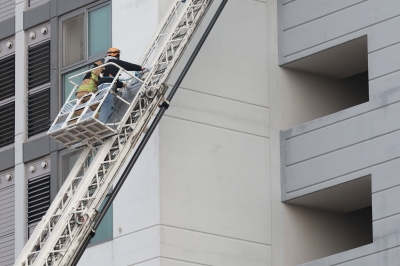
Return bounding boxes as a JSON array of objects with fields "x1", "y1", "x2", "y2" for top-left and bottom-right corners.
[{"x1": 97, "y1": 47, "x2": 145, "y2": 123}]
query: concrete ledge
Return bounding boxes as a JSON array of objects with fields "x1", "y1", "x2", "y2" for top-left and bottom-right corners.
[
  {"x1": 281, "y1": 87, "x2": 400, "y2": 201},
  {"x1": 0, "y1": 17, "x2": 15, "y2": 40},
  {"x1": 0, "y1": 147, "x2": 15, "y2": 172}
]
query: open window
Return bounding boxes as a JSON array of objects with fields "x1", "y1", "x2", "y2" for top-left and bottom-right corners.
[
  {"x1": 281, "y1": 36, "x2": 369, "y2": 129},
  {"x1": 284, "y1": 175, "x2": 372, "y2": 265}
]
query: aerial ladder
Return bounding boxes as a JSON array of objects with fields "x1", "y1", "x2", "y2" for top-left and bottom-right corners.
[{"x1": 13, "y1": 0, "x2": 228, "y2": 265}]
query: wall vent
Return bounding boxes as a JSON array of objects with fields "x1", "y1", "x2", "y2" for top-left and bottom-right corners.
[
  {"x1": 0, "y1": 55, "x2": 15, "y2": 102},
  {"x1": 0, "y1": 102, "x2": 15, "y2": 148},
  {"x1": 27, "y1": 174, "x2": 50, "y2": 237},
  {"x1": 27, "y1": 41, "x2": 50, "y2": 91},
  {"x1": 27, "y1": 88, "x2": 50, "y2": 137}
]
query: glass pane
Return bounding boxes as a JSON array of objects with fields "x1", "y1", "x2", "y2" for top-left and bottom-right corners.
[
  {"x1": 63, "y1": 14, "x2": 85, "y2": 67},
  {"x1": 63, "y1": 67, "x2": 87, "y2": 103},
  {"x1": 61, "y1": 150, "x2": 82, "y2": 182},
  {"x1": 91, "y1": 196, "x2": 113, "y2": 244},
  {"x1": 89, "y1": 6, "x2": 111, "y2": 56}
]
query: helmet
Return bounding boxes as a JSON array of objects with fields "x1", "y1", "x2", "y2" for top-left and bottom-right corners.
[{"x1": 107, "y1": 47, "x2": 121, "y2": 57}]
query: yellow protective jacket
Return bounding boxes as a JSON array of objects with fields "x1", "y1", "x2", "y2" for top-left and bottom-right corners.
[{"x1": 76, "y1": 60, "x2": 104, "y2": 96}]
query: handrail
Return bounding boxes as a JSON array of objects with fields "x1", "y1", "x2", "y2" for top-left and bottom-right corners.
[{"x1": 62, "y1": 62, "x2": 140, "y2": 107}]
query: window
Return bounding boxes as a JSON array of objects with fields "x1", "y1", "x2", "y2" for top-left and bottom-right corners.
[
  {"x1": 90, "y1": 195, "x2": 113, "y2": 245},
  {"x1": 60, "y1": 3, "x2": 111, "y2": 104},
  {"x1": 60, "y1": 149, "x2": 113, "y2": 245},
  {"x1": 60, "y1": 149, "x2": 82, "y2": 182},
  {"x1": 63, "y1": 66, "x2": 87, "y2": 102},
  {"x1": 61, "y1": 4, "x2": 111, "y2": 68},
  {"x1": 89, "y1": 7, "x2": 111, "y2": 57},
  {"x1": 62, "y1": 14, "x2": 85, "y2": 67},
  {"x1": 0, "y1": 40, "x2": 15, "y2": 149},
  {"x1": 281, "y1": 36, "x2": 369, "y2": 129}
]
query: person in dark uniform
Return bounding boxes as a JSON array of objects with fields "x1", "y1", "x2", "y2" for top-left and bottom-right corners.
[{"x1": 97, "y1": 47, "x2": 145, "y2": 123}]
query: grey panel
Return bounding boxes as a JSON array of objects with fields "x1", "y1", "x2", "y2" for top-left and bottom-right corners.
[
  {"x1": 0, "y1": 16, "x2": 15, "y2": 40},
  {"x1": 369, "y1": 42, "x2": 400, "y2": 80},
  {"x1": 281, "y1": 87, "x2": 400, "y2": 199},
  {"x1": 0, "y1": 148, "x2": 14, "y2": 172},
  {"x1": 50, "y1": 151, "x2": 58, "y2": 201},
  {"x1": 0, "y1": 186, "x2": 14, "y2": 266},
  {"x1": 281, "y1": 0, "x2": 366, "y2": 30},
  {"x1": 0, "y1": 0, "x2": 14, "y2": 23},
  {"x1": 50, "y1": 0, "x2": 57, "y2": 18},
  {"x1": 23, "y1": 135, "x2": 50, "y2": 163},
  {"x1": 29, "y1": 0, "x2": 49, "y2": 8},
  {"x1": 23, "y1": 2, "x2": 50, "y2": 30},
  {"x1": 50, "y1": 17, "x2": 59, "y2": 122},
  {"x1": 369, "y1": 68, "x2": 400, "y2": 97},
  {"x1": 278, "y1": 0, "x2": 400, "y2": 64},
  {"x1": 372, "y1": 186, "x2": 400, "y2": 220},
  {"x1": 284, "y1": 98, "x2": 400, "y2": 166},
  {"x1": 57, "y1": 0, "x2": 100, "y2": 16}
]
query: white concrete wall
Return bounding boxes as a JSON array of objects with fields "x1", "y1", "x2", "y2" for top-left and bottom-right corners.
[{"x1": 159, "y1": 0, "x2": 271, "y2": 265}]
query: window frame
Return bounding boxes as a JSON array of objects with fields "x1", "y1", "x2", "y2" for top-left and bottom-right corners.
[{"x1": 59, "y1": 1, "x2": 111, "y2": 107}]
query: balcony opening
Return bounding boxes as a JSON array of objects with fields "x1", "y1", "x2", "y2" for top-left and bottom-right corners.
[
  {"x1": 284, "y1": 175, "x2": 372, "y2": 266},
  {"x1": 281, "y1": 36, "x2": 369, "y2": 129}
]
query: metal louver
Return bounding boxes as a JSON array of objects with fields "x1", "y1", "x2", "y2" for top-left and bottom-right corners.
[
  {"x1": 28, "y1": 88, "x2": 50, "y2": 137},
  {"x1": 28, "y1": 175, "x2": 50, "y2": 237},
  {"x1": 27, "y1": 41, "x2": 50, "y2": 91},
  {"x1": 0, "y1": 185, "x2": 15, "y2": 266},
  {"x1": 0, "y1": 102, "x2": 15, "y2": 148},
  {"x1": 0, "y1": 55, "x2": 15, "y2": 102}
]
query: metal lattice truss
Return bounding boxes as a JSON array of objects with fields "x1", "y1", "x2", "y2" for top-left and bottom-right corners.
[{"x1": 14, "y1": 0, "x2": 212, "y2": 265}]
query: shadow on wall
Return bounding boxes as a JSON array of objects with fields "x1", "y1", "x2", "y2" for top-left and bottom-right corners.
[
  {"x1": 281, "y1": 36, "x2": 369, "y2": 130},
  {"x1": 284, "y1": 175, "x2": 373, "y2": 266}
]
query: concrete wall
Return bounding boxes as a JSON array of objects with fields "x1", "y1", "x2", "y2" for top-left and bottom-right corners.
[
  {"x1": 279, "y1": 0, "x2": 400, "y2": 265},
  {"x1": 159, "y1": 0, "x2": 271, "y2": 265}
]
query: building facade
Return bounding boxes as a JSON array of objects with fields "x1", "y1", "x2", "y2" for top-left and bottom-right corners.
[{"x1": 0, "y1": 0, "x2": 397, "y2": 265}]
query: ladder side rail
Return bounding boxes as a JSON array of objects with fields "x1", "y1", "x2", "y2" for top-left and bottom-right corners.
[
  {"x1": 159, "y1": 0, "x2": 212, "y2": 85},
  {"x1": 14, "y1": 148, "x2": 93, "y2": 266},
  {"x1": 138, "y1": 0, "x2": 185, "y2": 66}
]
